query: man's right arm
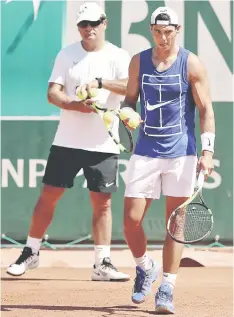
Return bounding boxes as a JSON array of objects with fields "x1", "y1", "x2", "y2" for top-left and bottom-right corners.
[
  {"x1": 47, "y1": 51, "x2": 95, "y2": 113},
  {"x1": 121, "y1": 54, "x2": 140, "y2": 111},
  {"x1": 48, "y1": 82, "x2": 79, "y2": 111}
]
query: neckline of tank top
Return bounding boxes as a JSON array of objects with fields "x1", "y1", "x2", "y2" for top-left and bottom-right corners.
[{"x1": 150, "y1": 46, "x2": 182, "y2": 74}]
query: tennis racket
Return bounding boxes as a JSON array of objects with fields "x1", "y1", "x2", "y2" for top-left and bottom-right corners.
[
  {"x1": 91, "y1": 103, "x2": 134, "y2": 153},
  {"x1": 167, "y1": 170, "x2": 214, "y2": 244}
]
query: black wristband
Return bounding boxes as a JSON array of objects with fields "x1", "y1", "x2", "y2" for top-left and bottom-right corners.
[{"x1": 95, "y1": 77, "x2": 102, "y2": 89}]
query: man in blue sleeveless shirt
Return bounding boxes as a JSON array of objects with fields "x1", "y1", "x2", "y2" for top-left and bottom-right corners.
[{"x1": 122, "y1": 7, "x2": 215, "y2": 314}]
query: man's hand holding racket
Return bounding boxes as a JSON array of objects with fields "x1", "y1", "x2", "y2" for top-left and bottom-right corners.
[{"x1": 197, "y1": 151, "x2": 214, "y2": 179}]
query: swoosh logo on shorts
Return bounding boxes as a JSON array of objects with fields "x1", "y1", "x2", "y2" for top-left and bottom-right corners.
[
  {"x1": 146, "y1": 98, "x2": 177, "y2": 111},
  {"x1": 105, "y1": 182, "x2": 114, "y2": 187}
]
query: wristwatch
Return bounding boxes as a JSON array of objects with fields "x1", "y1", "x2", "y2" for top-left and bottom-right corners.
[{"x1": 95, "y1": 77, "x2": 102, "y2": 89}]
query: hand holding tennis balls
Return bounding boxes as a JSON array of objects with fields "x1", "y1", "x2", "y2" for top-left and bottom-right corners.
[
  {"x1": 88, "y1": 88, "x2": 98, "y2": 98},
  {"x1": 76, "y1": 85, "x2": 98, "y2": 100},
  {"x1": 76, "y1": 86, "x2": 88, "y2": 100},
  {"x1": 119, "y1": 107, "x2": 134, "y2": 121},
  {"x1": 120, "y1": 107, "x2": 142, "y2": 129},
  {"x1": 127, "y1": 115, "x2": 142, "y2": 129}
]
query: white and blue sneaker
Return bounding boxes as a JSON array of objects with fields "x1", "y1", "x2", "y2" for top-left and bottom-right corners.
[
  {"x1": 155, "y1": 283, "x2": 175, "y2": 314},
  {"x1": 132, "y1": 260, "x2": 160, "y2": 304}
]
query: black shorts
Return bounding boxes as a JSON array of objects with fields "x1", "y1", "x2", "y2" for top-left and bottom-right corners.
[{"x1": 42, "y1": 145, "x2": 118, "y2": 193}]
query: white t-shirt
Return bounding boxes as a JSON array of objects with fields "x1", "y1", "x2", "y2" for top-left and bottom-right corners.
[{"x1": 49, "y1": 41, "x2": 131, "y2": 154}]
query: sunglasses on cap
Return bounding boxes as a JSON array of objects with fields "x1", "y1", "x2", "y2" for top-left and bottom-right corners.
[{"x1": 78, "y1": 20, "x2": 103, "y2": 28}]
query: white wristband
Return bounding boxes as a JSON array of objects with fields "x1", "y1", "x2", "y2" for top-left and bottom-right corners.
[{"x1": 201, "y1": 132, "x2": 215, "y2": 153}]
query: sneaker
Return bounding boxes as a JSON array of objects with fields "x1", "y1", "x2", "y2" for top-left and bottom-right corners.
[
  {"x1": 6, "y1": 247, "x2": 39, "y2": 276},
  {"x1": 132, "y1": 260, "x2": 160, "y2": 304},
  {"x1": 155, "y1": 283, "x2": 175, "y2": 314},
  {"x1": 91, "y1": 257, "x2": 130, "y2": 281}
]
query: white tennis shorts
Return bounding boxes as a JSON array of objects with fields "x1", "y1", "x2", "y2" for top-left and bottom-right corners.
[{"x1": 124, "y1": 154, "x2": 198, "y2": 199}]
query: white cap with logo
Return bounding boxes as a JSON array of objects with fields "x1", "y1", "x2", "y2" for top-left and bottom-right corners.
[
  {"x1": 151, "y1": 7, "x2": 179, "y2": 25},
  {"x1": 76, "y1": 2, "x2": 106, "y2": 24}
]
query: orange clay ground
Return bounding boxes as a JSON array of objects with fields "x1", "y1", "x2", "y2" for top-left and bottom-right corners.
[{"x1": 1, "y1": 266, "x2": 232, "y2": 317}]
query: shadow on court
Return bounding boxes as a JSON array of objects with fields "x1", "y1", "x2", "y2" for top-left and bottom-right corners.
[{"x1": 1, "y1": 304, "x2": 158, "y2": 315}]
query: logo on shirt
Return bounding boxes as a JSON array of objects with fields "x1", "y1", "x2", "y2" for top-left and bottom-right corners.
[{"x1": 146, "y1": 98, "x2": 177, "y2": 111}]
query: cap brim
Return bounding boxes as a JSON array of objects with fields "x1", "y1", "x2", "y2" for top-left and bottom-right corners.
[{"x1": 76, "y1": 13, "x2": 104, "y2": 24}]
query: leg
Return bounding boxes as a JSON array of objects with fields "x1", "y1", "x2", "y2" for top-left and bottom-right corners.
[
  {"x1": 124, "y1": 197, "x2": 151, "y2": 258},
  {"x1": 84, "y1": 151, "x2": 129, "y2": 281},
  {"x1": 163, "y1": 196, "x2": 187, "y2": 274},
  {"x1": 124, "y1": 155, "x2": 163, "y2": 303},
  {"x1": 29, "y1": 185, "x2": 65, "y2": 238},
  {"x1": 90, "y1": 191, "x2": 112, "y2": 257},
  {"x1": 155, "y1": 196, "x2": 187, "y2": 314},
  {"x1": 7, "y1": 145, "x2": 81, "y2": 276},
  {"x1": 155, "y1": 156, "x2": 197, "y2": 314}
]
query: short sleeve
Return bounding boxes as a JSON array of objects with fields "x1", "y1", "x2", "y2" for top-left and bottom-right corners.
[
  {"x1": 115, "y1": 49, "x2": 131, "y2": 79},
  {"x1": 48, "y1": 50, "x2": 69, "y2": 85}
]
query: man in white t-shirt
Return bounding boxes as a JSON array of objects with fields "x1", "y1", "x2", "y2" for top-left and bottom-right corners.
[{"x1": 7, "y1": 2, "x2": 130, "y2": 281}]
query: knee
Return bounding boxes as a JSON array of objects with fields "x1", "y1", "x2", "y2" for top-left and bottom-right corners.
[
  {"x1": 36, "y1": 185, "x2": 64, "y2": 209},
  {"x1": 91, "y1": 193, "x2": 111, "y2": 215},
  {"x1": 95, "y1": 202, "x2": 111, "y2": 216},
  {"x1": 124, "y1": 211, "x2": 142, "y2": 234}
]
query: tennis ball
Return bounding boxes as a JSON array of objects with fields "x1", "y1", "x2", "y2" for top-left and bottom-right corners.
[
  {"x1": 88, "y1": 88, "x2": 98, "y2": 98},
  {"x1": 76, "y1": 87, "x2": 88, "y2": 100},
  {"x1": 127, "y1": 113, "x2": 141, "y2": 129},
  {"x1": 103, "y1": 111, "x2": 114, "y2": 125},
  {"x1": 127, "y1": 118, "x2": 140, "y2": 129},
  {"x1": 119, "y1": 107, "x2": 135, "y2": 121}
]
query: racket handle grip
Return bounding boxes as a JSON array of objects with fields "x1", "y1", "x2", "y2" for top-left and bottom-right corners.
[{"x1": 197, "y1": 170, "x2": 207, "y2": 190}]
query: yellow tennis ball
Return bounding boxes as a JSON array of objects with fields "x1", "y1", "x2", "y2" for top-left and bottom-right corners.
[
  {"x1": 119, "y1": 107, "x2": 135, "y2": 121},
  {"x1": 103, "y1": 111, "x2": 114, "y2": 125},
  {"x1": 88, "y1": 88, "x2": 98, "y2": 98},
  {"x1": 127, "y1": 113, "x2": 141, "y2": 129},
  {"x1": 76, "y1": 87, "x2": 88, "y2": 100}
]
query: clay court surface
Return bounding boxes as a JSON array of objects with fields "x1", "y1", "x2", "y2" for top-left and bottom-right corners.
[{"x1": 1, "y1": 267, "x2": 233, "y2": 317}]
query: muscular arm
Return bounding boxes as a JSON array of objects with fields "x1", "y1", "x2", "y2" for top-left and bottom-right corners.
[
  {"x1": 122, "y1": 54, "x2": 140, "y2": 111},
  {"x1": 101, "y1": 78, "x2": 128, "y2": 95},
  {"x1": 188, "y1": 53, "x2": 215, "y2": 155},
  {"x1": 47, "y1": 83, "x2": 94, "y2": 112},
  {"x1": 47, "y1": 83, "x2": 76, "y2": 110}
]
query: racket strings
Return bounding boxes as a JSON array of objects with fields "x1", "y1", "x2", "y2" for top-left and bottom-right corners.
[{"x1": 169, "y1": 203, "x2": 213, "y2": 242}]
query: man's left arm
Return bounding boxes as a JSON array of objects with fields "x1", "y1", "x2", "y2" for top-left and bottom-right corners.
[{"x1": 188, "y1": 53, "x2": 215, "y2": 175}]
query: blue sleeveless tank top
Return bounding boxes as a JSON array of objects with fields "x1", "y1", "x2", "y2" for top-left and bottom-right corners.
[{"x1": 134, "y1": 47, "x2": 197, "y2": 158}]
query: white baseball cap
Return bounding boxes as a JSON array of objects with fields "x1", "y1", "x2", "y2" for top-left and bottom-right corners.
[
  {"x1": 76, "y1": 2, "x2": 106, "y2": 24},
  {"x1": 151, "y1": 7, "x2": 179, "y2": 25}
]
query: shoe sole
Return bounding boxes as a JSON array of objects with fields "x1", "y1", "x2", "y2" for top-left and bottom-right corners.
[
  {"x1": 131, "y1": 297, "x2": 146, "y2": 304},
  {"x1": 155, "y1": 306, "x2": 174, "y2": 314},
  {"x1": 92, "y1": 277, "x2": 130, "y2": 282},
  {"x1": 6, "y1": 271, "x2": 25, "y2": 277}
]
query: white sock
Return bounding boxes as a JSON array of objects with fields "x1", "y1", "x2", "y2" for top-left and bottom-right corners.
[
  {"x1": 26, "y1": 236, "x2": 42, "y2": 254},
  {"x1": 94, "y1": 245, "x2": 110, "y2": 267},
  {"x1": 162, "y1": 272, "x2": 177, "y2": 288},
  {"x1": 134, "y1": 253, "x2": 152, "y2": 271}
]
